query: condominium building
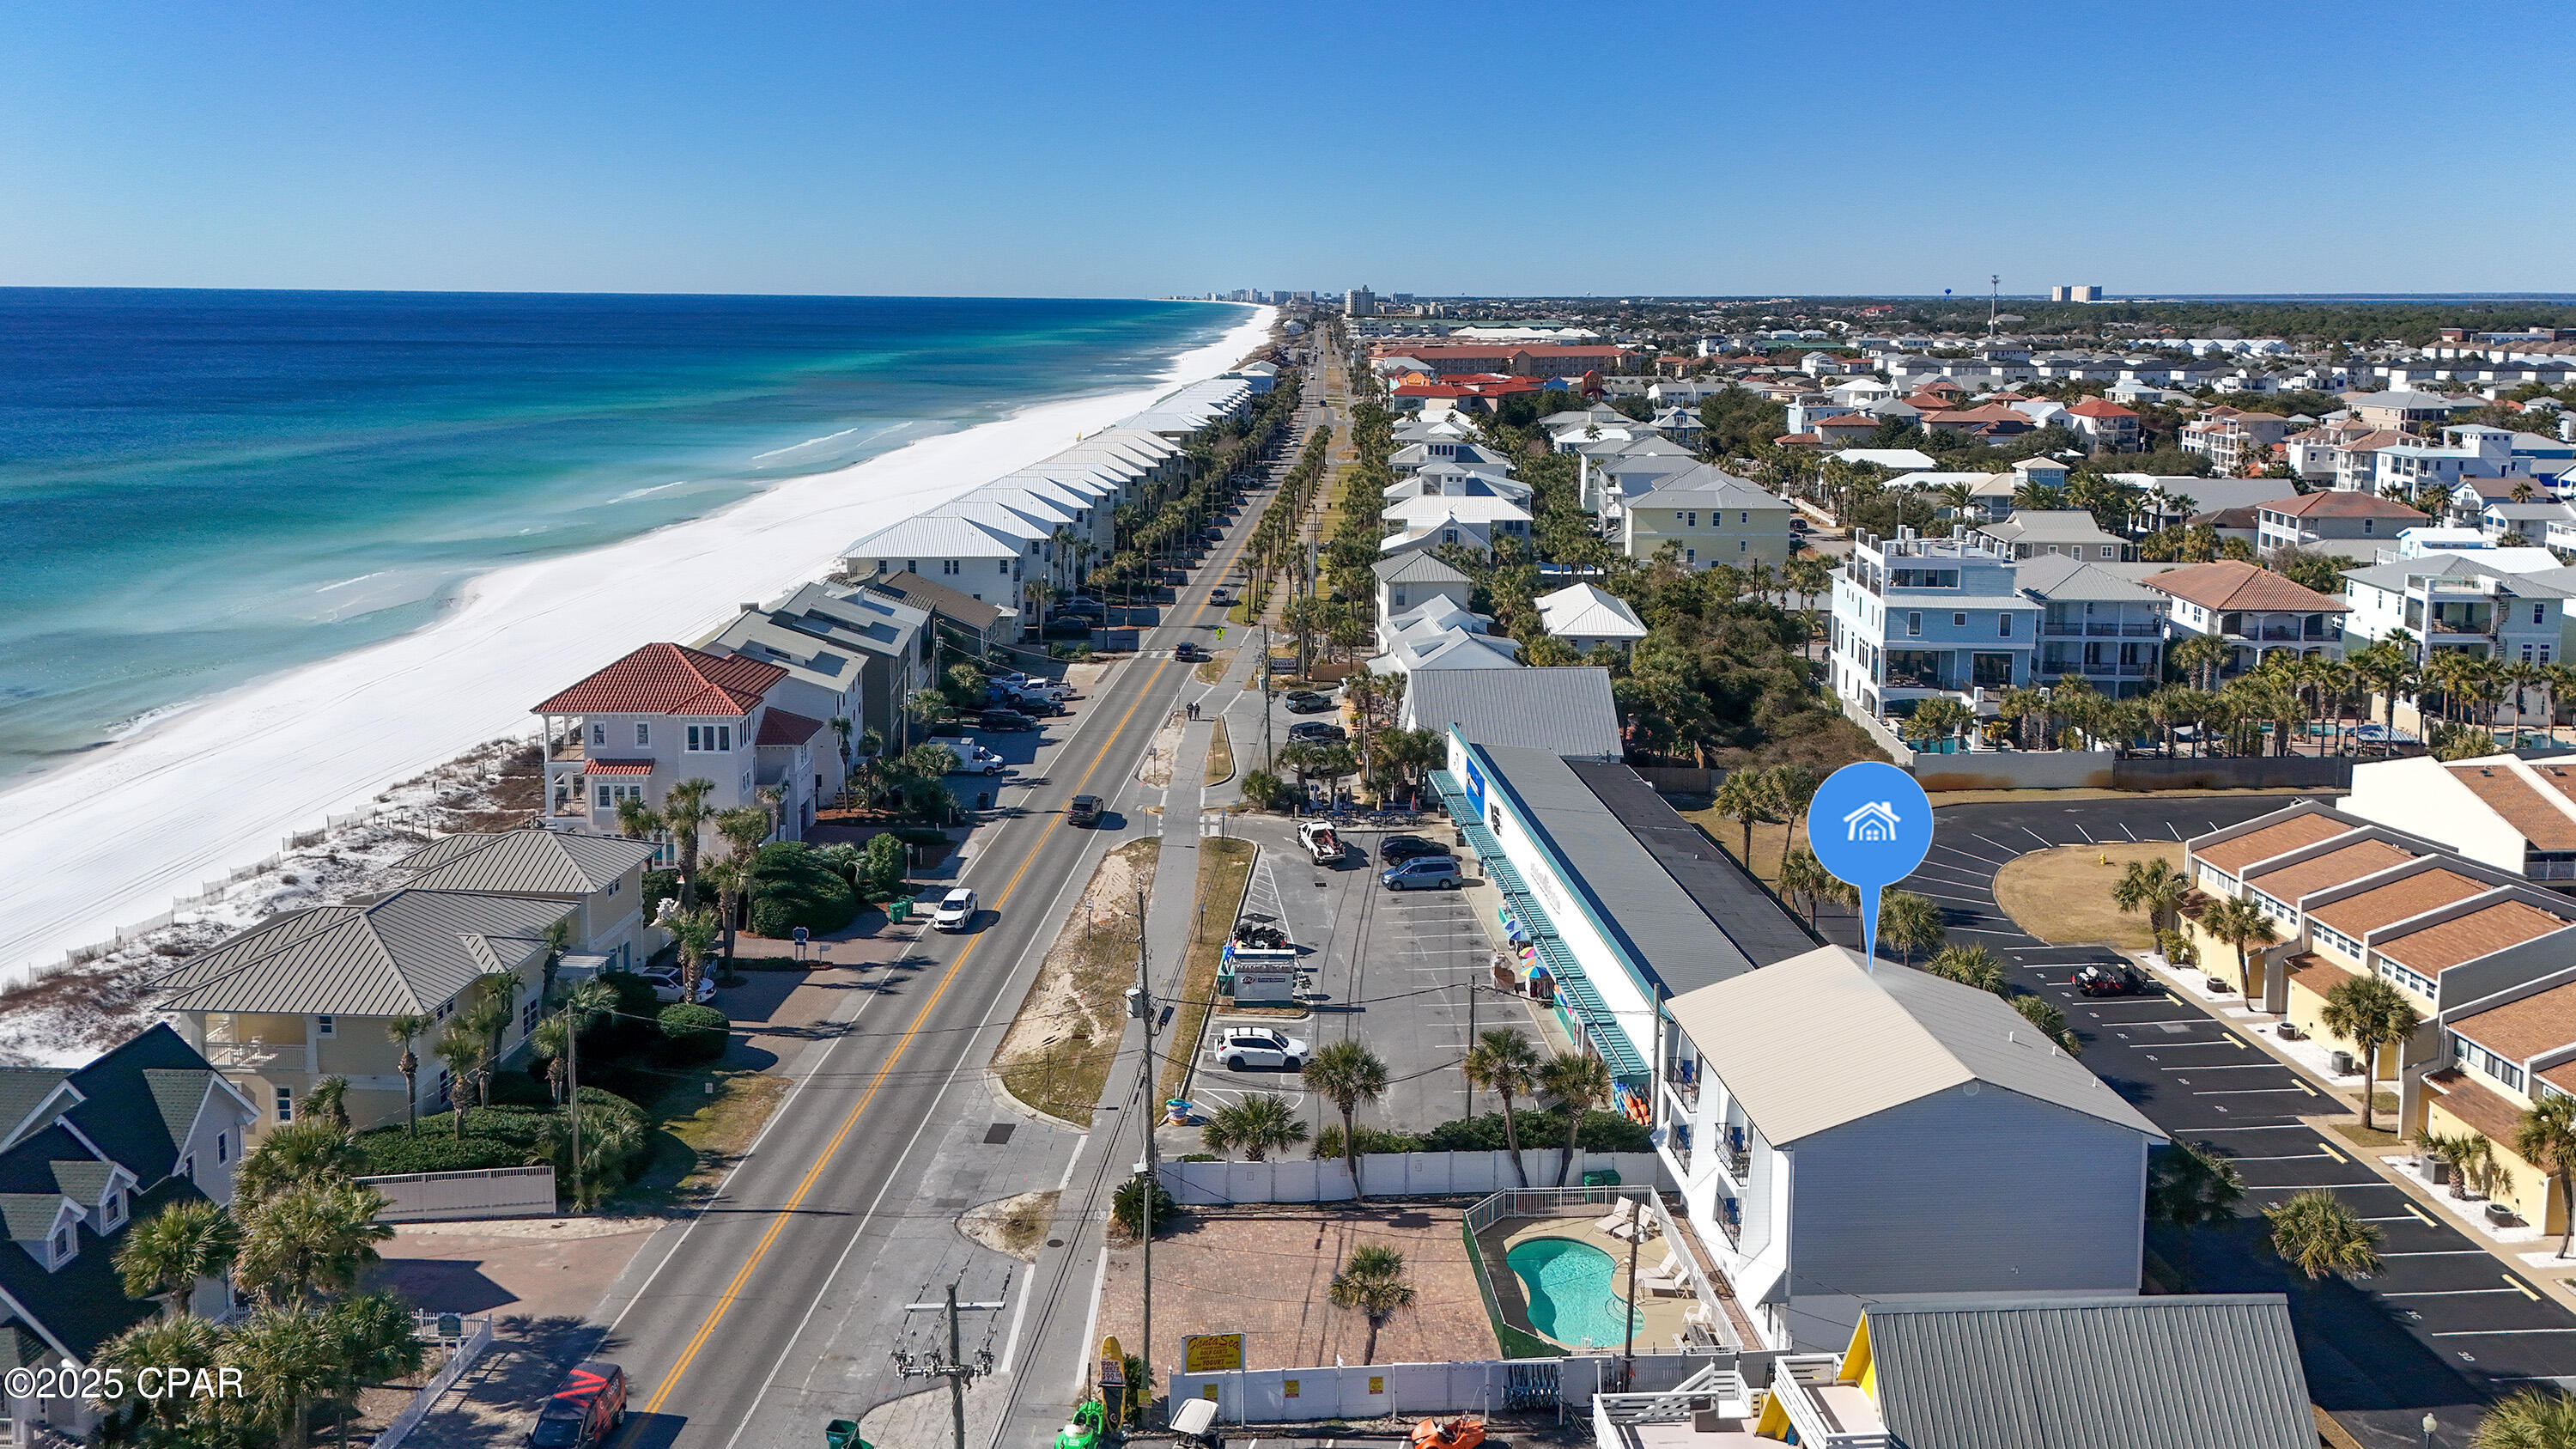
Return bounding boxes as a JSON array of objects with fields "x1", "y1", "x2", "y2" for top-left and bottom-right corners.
[{"x1": 1829, "y1": 530, "x2": 2038, "y2": 723}]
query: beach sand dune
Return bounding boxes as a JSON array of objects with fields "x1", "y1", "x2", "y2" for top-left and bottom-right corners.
[{"x1": 0, "y1": 307, "x2": 1273, "y2": 986}]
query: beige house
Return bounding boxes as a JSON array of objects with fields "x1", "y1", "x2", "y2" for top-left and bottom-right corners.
[
  {"x1": 1617, "y1": 474, "x2": 1796, "y2": 570},
  {"x1": 155, "y1": 832, "x2": 659, "y2": 1137}
]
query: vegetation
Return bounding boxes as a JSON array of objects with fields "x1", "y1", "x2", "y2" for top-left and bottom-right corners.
[
  {"x1": 2198, "y1": 896, "x2": 2279, "y2": 998},
  {"x1": 2475, "y1": 1387, "x2": 2576, "y2": 1448},
  {"x1": 744, "y1": 840, "x2": 861, "y2": 937},
  {"x1": 1303, "y1": 1040, "x2": 1392, "y2": 1201},
  {"x1": 2517, "y1": 1093, "x2": 2576, "y2": 1259},
  {"x1": 1327, "y1": 1245, "x2": 1416, "y2": 1366},
  {"x1": 2146, "y1": 1140, "x2": 2245, "y2": 1285},
  {"x1": 1538, "y1": 1050, "x2": 1614, "y2": 1187},
  {"x1": 1462, "y1": 1028, "x2": 1541, "y2": 1186},
  {"x1": 2318, "y1": 977, "x2": 2421, "y2": 1134},
  {"x1": 1875, "y1": 890, "x2": 1947, "y2": 967},
  {"x1": 1420, "y1": 1107, "x2": 1649, "y2": 1155},
  {"x1": 1200, "y1": 1092, "x2": 1308, "y2": 1161},
  {"x1": 1111, "y1": 1173, "x2": 1176, "y2": 1240}
]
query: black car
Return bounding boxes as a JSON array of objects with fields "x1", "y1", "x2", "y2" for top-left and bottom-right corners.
[
  {"x1": 1284, "y1": 690, "x2": 1334, "y2": 714},
  {"x1": 1377, "y1": 834, "x2": 1449, "y2": 862},
  {"x1": 1174, "y1": 642, "x2": 1208, "y2": 661},
  {"x1": 1012, "y1": 695, "x2": 1069, "y2": 716},
  {"x1": 1067, "y1": 795, "x2": 1103, "y2": 827},
  {"x1": 978, "y1": 709, "x2": 1036, "y2": 733},
  {"x1": 1287, "y1": 721, "x2": 1346, "y2": 744}
]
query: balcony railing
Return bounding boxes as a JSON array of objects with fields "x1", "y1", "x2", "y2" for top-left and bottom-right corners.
[
  {"x1": 2430, "y1": 617, "x2": 2496, "y2": 634},
  {"x1": 2527, "y1": 857, "x2": 2576, "y2": 881},
  {"x1": 1722, "y1": 1125, "x2": 1751, "y2": 1181},
  {"x1": 1767, "y1": 1358, "x2": 1897, "y2": 1448}
]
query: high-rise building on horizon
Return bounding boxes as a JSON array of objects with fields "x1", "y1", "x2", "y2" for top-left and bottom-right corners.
[{"x1": 1345, "y1": 286, "x2": 1376, "y2": 317}]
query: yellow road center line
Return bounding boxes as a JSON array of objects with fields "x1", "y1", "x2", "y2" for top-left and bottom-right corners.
[{"x1": 637, "y1": 493, "x2": 1267, "y2": 1419}]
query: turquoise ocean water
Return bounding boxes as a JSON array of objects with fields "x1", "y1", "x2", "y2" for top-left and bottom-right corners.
[{"x1": 0, "y1": 289, "x2": 1233, "y2": 781}]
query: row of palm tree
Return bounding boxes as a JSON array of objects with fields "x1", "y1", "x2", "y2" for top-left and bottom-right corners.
[{"x1": 104, "y1": 1116, "x2": 413, "y2": 1447}]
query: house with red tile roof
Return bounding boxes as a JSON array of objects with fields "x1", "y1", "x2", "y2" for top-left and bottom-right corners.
[
  {"x1": 531, "y1": 642, "x2": 820, "y2": 850},
  {"x1": 2143, "y1": 560, "x2": 2348, "y2": 679},
  {"x1": 2251, "y1": 490, "x2": 2427, "y2": 557},
  {"x1": 2063, "y1": 397, "x2": 2142, "y2": 452}
]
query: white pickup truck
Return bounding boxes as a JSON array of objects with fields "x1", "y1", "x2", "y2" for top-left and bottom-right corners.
[{"x1": 928, "y1": 737, "x2": 1004, "y2": 775}]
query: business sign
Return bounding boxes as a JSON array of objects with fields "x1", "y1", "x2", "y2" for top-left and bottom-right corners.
[
  {"x1": 1182, "y1": 1333, "x2": 1245, "y2": 1373},
  {"x1": 1232, "y1": 968, "x2": 1298, "y2": 1004},
  {"x1": 1463, "y1": 751, "x2": 1487, "y2": 815}
]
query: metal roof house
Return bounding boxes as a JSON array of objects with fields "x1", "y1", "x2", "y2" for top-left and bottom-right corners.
[{"x1": 1659, "y1": 946, "x2": 2166, "y2": 1349}]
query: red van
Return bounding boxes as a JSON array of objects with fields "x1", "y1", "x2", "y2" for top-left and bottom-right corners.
[{"x1": 529, "y1": 1361, "x2": 626, "y2": 1448}]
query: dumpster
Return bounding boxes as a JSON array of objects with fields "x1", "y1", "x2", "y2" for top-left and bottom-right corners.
[
  {"x1": 1581, "y1": 1168, "x2": 1620, "y2": 1188},
  {"x1": 889, "y1": 896, "x2": 915, "y2": 923},
  {"x1": 825, "y1": 1420, "x2": 867, "y2": 1449}
]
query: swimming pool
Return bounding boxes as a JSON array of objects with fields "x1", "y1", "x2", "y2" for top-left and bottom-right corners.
[{"x1": 1504, "y1": 1236, "x2": 1643, "y2": 1348}]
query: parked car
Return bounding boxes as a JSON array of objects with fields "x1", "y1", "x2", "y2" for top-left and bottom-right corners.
[
  {"x1": 1061, "y1": 596, "x2": 1104, "y2": 612},
  {"x1": 637, "y1": 965, "x2": 716, "y2": 1004},
  {"x1": 1284, "y1": 690, "x2": 1334, "y2": 714},
  {"x1": 1287, "y1": 721, "x2": 1347, "y2": 744},
  {"x1": 1377, "y1": 834, "x2": 1450, "y2": 863},
  {"x1": 932, "y1": 887, "x2": 979, "y2": 932},
  {"x1": 1012, "y1": 694, "x2": 1068, "y2": 717},
  {"x1": 979, "y1": 709, "x2": 1037, "y2": 733},
  {"x1": 1173, "y1": 642, "x2": 1208, "y2": 662},
  {"x1": 1016, "y1": 680, "x2": 1076, "y2": 703},
  {"x1": 1055, "y1": 599, "x2": 1105, "y2": 619},
  {"x1": 528, "y1": 1362, "x2": 626, "y2": 1449},
  {"x1": 987, "y1": 671, "x2": 1028, "y2": 691},
  {"x1": 1212, "y1": 1026, "x2": 1308, "y2": 1072},
  {"x1": 1209, "y1": 587, "x2": 1232, "y2": 604},
  {"x1": 1067, "y1": 795, "x2": 1103, "y2": 827},
  {"x1": 1382, "y1": 856, "x2": 1463, "y2": 891}
]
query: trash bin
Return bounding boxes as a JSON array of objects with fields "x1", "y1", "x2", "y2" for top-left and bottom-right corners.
[
  {"x1": 825, "y1": 1421, "x2": 867, "y2": 1449},
  {"x1": 889, "y1": 896, "x2": 914, "y2": 923},
  {"x1": 1582, "y1": 1168, "x2": 1620, "y2": 1188}
]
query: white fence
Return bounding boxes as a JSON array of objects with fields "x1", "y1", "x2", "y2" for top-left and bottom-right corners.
[
  {"x1": 1169, "y1": 1351, "x2": 1726, "y2": 1422},
  {"x1": 373, "y1": 1315, "x2": 495, "y2": 1449},
  {"x1": 361, "y1": 1166, "x2": 557, "y2": 1221},
  {"x1": 1159, "y1": 1151, "x2": 1669, "y2": 1205}
]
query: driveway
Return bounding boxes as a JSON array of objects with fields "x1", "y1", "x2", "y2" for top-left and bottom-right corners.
[{"x1": 1834, "y1": 794, "x2": 2576, "y2": 1449}]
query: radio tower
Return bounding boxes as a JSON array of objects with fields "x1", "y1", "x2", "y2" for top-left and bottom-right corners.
[{"x1": 1989, "y1": 275, "x2": 2001, "y2": 337}]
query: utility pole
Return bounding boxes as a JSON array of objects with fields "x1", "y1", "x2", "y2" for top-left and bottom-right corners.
[
  {"x1": 891, "y1": 1283, "x2": 1002, "y2": 1449},
  {"x1": 1989, "y1": 274, "x2": 2001, "y2": 338},
  {"x1": 1128, "y1": 890, "x2": 1160, "y2": 1419}
]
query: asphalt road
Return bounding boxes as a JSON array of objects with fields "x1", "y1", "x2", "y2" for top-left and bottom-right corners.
[
  {"x1": 1825, "y1": 794, "x2": 2576, "y2": 1449},
  {"x1": 566, "y1": 381, "x2": 1327, "y2": 1448}
]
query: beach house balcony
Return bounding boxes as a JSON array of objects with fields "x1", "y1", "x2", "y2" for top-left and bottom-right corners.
[
  {"x1": 1759, "y1": 1355, "x2": 1896, "y2": 1447},
  {"x1": 1591, "y1": 1364, "x2": 1763, "y2": 1449},
  {"x1": 201, "y1": 1014, "x2": 312, "y2": 1074}
]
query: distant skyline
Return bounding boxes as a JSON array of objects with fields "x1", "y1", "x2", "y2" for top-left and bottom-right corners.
[{"x1": 5, "y1": 2, "x2": 2572, "y2": 298}]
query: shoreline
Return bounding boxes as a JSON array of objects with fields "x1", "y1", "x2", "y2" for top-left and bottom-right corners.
[{"x1": 0, "y1": 302, "x2": 1273, "y2": 992}]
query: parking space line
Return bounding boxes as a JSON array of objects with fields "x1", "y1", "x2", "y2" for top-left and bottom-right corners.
[
  {"x1": 2195, "y1": 1087, "x2": 2317, "y2": 1095},
  {"x1": 2407, "y1": 1205, "x2": 2438, "y2": 1226},
  {"x1": 2239, "y1": 1182, "x2": 2404, "y2": 1191},
  {"x1": 2156, "y1": 1063, "x2": 2283, "y2": 1071},
  {"x1": 2383, "y1": 1288, "x2": 2525, "y2": 1297},
  {"x1": 2385, "y1": 1250, "x2": 2498, "y2": 1257},
  {"x1": 2432, "y1": 1329, "x2": 2576, "y2": 1336}
]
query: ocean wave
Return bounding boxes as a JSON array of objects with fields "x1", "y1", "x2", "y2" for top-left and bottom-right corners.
[
  {"x1": 750, "y1": 427, "x2": 870, "y2": 465},
  {"x1": 610, "y1": 479, "x2": 698, "y2": 503}
]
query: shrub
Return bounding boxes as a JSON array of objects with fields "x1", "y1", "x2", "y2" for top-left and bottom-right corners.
[
  {"x1": 857, "y1": 832, "x2": 910, "y2": 900},
  {"x1": 1241, "y1": 769, "x2": 1292, "y2": 812},
  {"x1": 484, "y1": 1070, "x2": 552, "y2": 1109},
  {"x1": 1423, "y1": 1108, "x2": 1649, "y2": 1154},
  {"x1": 1309, "y1": 1124, "x2": 1424, "y2": 1160},
  {"x1": 1111, "y1": 1175, "x2": 1176, "y2": 1238},
  {"x1": 592, "y1": 971, "x2": 668, "y2": 1057},
  {"x1": 656, "y1": 1004, "x2": 730, "y2": 1063},
  {"x1": 352, "y1": 1132, "x2": 526, "y2": 1176},
  {"x1": 747, "y1": 843, "x2": 860, "y2": 937},
  {"x1": 643, "y1": 868, "x2": 683, "y2": 912}
]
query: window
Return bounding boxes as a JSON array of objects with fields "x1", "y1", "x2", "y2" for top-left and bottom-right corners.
[
  {"x1": 216, "y1": 1132, "x2": 228, "y2": 1164},
  {"x1": 274, "y1": 1085, "x2": 294, "y2": 1123},
  {"x1": 1741, "y1": 512, "x2": 1749, "y2": 524},
  {"x1": 105, "y1": 1190, "x2": 125, "y2": 1228},
  {"x1": 52, "y1": 1227, "x2": 72, "y2": 1265},
  {"x1": 942, "y1": 559, "x2": 960, "y2": 575},
  {"x1": 1681, "y1": 512, "x2": 1696, "y2": 527},
  {"x1": 2364, "y1": 518, "x2": 2376, "y2": 535},
  {"x1": 523, "y1": 997, "x2": 540, "y2": 1036},
  {"x1": 1953, "y1": 612, "x2": 1967, "y2": 627},
  {"x1": 2538, "y1": 605, "x2": 2549, "y2": 625},
  {"x1": 315, "y1": 1014, "x2": 334, "y2": 1037},
  {"x1": 1684, "y1": 548, "x2": 1697, "y2": 563},
  {"x1": 1737, "y1": 539, "x2": 1747, "y2": 552},
  {"x1": 635, "y1": 722, "x2": 650, "y2": 747},
  {"x1": 2101, "y1": 545, "x2": 2116, "y2": 559},
  {"x1": 1998, "y1": 613, "x2": 2013, "y2": 637},
  {"x1": 999, "y1": 560, "x2": 1011, "y2": 575},
  {"x1": 434, "y1": 999, "x2": 452, "y2": 1021},
  {"x1": 591, "y1": 723, "x2": 606, "y2": 746},
  {"x1": 686, "y1": 724, "x2": 732, "y2": 752},
  {"x1": 594, "y1": 782, "x2": 641, "y2": 809},
  {"x1": 1907, "y1": 612, "x2": 1922, "y2": 636}
]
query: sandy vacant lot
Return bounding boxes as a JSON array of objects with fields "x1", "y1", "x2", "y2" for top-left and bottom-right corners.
[{"x1": 1992, "y1": 842, "x2": 2182, "y2": 948}]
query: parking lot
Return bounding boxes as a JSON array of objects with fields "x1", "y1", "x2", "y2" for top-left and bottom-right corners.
[
  {"x1": 1171, "y1": 816, "x2": 1530, "y2": 1146},
  {"x1": 1844, "y1": 794, "x2": 2576, "y2": 1448}
]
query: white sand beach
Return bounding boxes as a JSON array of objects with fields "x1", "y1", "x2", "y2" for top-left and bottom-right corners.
[{"x1": 0, "y1": 305, "x2": 1274, "y2": 987}]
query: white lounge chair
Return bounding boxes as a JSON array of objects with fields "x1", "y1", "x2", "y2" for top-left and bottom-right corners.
[
  {"x1": 1592, "y1": 1198, "x2": 1637, "y2": 1235},
  {"x1": 1639, "y1": 1248, "x2": 1690, "y2": 1296}
]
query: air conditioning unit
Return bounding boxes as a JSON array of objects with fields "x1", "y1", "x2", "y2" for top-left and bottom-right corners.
[{"x1": 2330, "y1": 1050, "x2": 2358, "y2": 1075}]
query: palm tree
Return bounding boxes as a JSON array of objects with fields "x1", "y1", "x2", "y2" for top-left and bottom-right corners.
[
  {"x1": 1201, "y1": 1093, "x2": 1309, "y2": 1162},
  {"x1": 1303, "y1": 1041, "x2": 1389, "y2": 1202},
  {"x1": 671, "y1": 907, "x2": 720, "y2": 1000},
  {"x1": 2349, "y1": 639, "x2": 2419, "y2": 747},
  {"x1": 1461, "y1": 1029, "x2": 1541, "y2": 1186},
  {"x1": 1325, "y1": 1245, "x2": 1416, "y2": 1366},
  {"x1": 434, "y1": 1023, "x2": 483, "y2": 1135},
  {"x1": 2506, "y1": 659, "x2": 2550, "y2": 746},
  {"x1": 1711, "y1": 768, "x2": 1782, "y2": 868},
  {"x1": 2474, "y1": 1387, "x2": 2576, "y2": 1448},
  {"x1": 538, "y1": 916, "x2": 574, "y2": 1008},
  {"x1": 2201, "y1": 895, "x2": 2280, "y2": 1002},
  {"x1": 1777, "y1": 847, "x2": 1833, "y2": 925},
  {"x1": 2170, "y1": 632, "x2": 2229, "y2": 693},
  {"x1": 233, "y1": 1180, "x2": 394, "y2": 1307},
  {"x1": 115, "y1": 1198, "x2": 239, "y2": 1318},
  {"x1": 90, "y1": 1312, "x2": 223, "y2": 1441},
  {"x1": 712, "y1": 802, "x2": 772, "y2": 953},
  {"x1": 1900, "y1": 697, "x2": 1973, "y2": 752},
  {"x1": 1877, "y1": 889, "x2": 1947, "y2": 968},
  {"x1": 659, "y1": 777, "x2": 718, "y2": 907},
  {"x1": 2147, "y1": 1140, "x2": 2244, "y2": 1287},
  {"x1": 385, "y1": 1012, "x2": 432, "y2": 1135},
  {"x1": 2110, "y1": 857, "x2": 2189, "y2": 937},
  {"x1": 1539, "y1": 1050, "x2": 1613, "y2": 1187},
  {"x1": 2264, "y1": 1189, "x2": 2383, "y2": 1342},
  {"x1": 303, "y1": 1075, "x2": 350, "y2": 1129},
  {"x1": 320, "y1": 1291, "x2": 427, "y2": 1449},
  {"x1": 1923, "y1": 944, "x2": 2004, "y2": 994},
  {"x1": 1996, "y1": 685, "x2": 2050, "y2": 751},
  {"x1": 233, "y1": 1118, "x2": 363, "y2": 1208},
  {"x1": 2013, "y1": 994, "x2": 2081, "y2": 1054},
  {"x1": 1767, "y1": 765, "x2": 1820, "y2": 855},
  {"x1": 225, "y1": 1302, "x2": 339, "y2": 1449},
  {"x1": 2318, "y1": 976, "x2": 2422, "y2": 1134},
  {"x1": 2517, "y1": 1093, "x2": 2576, "y2": 1259}
]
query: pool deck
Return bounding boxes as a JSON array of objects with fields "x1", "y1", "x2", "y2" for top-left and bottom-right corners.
[{"x1": 1479, "y1": 1214, "x2": 1698, "y2": 1355}]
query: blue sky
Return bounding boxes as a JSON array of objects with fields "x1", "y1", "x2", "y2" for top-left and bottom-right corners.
[{"x1": 3, "y1": 1, "x2": 2569, "y2": 297}]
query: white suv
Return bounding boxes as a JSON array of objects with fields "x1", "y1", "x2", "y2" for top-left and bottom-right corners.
[
  {"x1": 1212, "y1": 1026, "x2": 1308, "y2": 1072},
  {"x1": 638, "y1": 965, "x2": 716, "y2": 1004},
  {"x1": 932, "y1": 887, "x2": 979, "y2": 932}
]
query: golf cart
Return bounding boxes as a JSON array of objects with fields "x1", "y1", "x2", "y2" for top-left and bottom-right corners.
[{"x1": 2073, "y1": 962, "x2": 2142, "y2": 997}]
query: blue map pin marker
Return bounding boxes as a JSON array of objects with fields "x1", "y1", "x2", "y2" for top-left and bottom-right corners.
[{"x1": 1806, "y1": 761, "x2": 1935, "y2": 969}]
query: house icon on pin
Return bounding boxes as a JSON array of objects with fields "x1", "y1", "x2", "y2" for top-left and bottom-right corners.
[{"x1": 1844, "y1": 801, "x2": 1903, "y2": 843}]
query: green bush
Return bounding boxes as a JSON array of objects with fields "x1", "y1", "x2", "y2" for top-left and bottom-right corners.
[
  {"x1": 484, "y1": 1070, "x2": 552, "y2": 1109},
  {"x1": 656, "y1": 1004, "x2": 729, "y2": 1063},
  {"x1": 1309, "y1": 1123, "x2": 1424, "y2": 1160},
  {"x1": 746, "y1": 843, "x2": 860, "y2": 937},
  {"x1": 1423, "y1": 1109, "x2": 1649, "y2": 1154},
  {"x1": 858, "y1": 832, "x2": 909, "y2": 900},
  {"x1": 352, "y1": 1131, "x2": 527, "y2": 1176},
  {"x1": 1241, "y1": 770, "x2": 1292, "y2": 812},
  {"x1": 1112, "y1": 1175, "x2": 1176, "y2": 1238}
]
